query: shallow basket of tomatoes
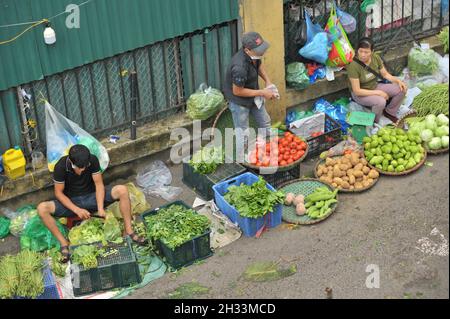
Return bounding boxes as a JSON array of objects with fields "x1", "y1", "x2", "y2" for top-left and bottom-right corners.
[{"x1": 244, "y1": 131, "x2": 309, "y2": 172}]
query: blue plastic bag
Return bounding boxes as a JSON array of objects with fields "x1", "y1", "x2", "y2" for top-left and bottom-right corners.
[
  {"x1": 310, "y1": 67, "x2": 327, "y2": 83},
  {"x1": 299, "y1": 32, "x2": 330, "y2": 65},
  {"x1": 336, "y1": 4, "x2": 357, "y2": 34},
  {"x1": 305, "y1": 9, "x2": 323, "y2": 42},
  {"x1": 313, "y1": 98, "x2": 350, "y2": 134}
]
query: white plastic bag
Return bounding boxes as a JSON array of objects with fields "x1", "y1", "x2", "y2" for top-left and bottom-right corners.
[
  {"x1": 143, "y1": 185, "x2": 183, "y2": 202},
  {"x1": 136, "y1": 160, "x2": 172, "y2": 189},
  {"x1": 289, "y1": 112, "x2": 326, "y2": 139},
  {"x1": 45, "y1": 102, "x2": 109, "y2": 172}
]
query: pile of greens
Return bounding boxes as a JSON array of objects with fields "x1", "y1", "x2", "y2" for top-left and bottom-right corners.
[
  {"x1": 47, "y1": 248, "x2": 68, "y2": 278},
  {"x1": 186, "y1": 86, "x2": 225, "y2": 120},
  {"x1": 144, "y1": 205, "x2": 210, "y2": 250},
  {"x1": 71, "y1": 243, "x2": 123, "y2": 270},
  {"x1": 0, "y1": 250, "x2": 44, "y2": 299},
  {"x1": 189, "y1": 147, "x2": 224, "y2": 175},
  {"x1": 412, "y1": 84, "x2": 449, "y2": 117},
  {"x1": 68, "y1": 215, "x2": 123, "y2": 246},
  {"x1": 408, "y1": 47, "x2": 439, "y2": 77},
  {"x1": 438, "y1": 26, "x2": 449, "y2": 53},
  {"x1": 224, "y1": 177, "x2": 285, "y2": 218}
]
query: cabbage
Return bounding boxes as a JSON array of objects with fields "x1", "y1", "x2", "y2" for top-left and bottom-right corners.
[
  {"x1": 435, "y1": 126, "x2": 449, "y2": 137},
  {"x1": 428, "y1": 137, "x2": 443, "y2": 150},
  {"x1": 442, "y1": 136, "x2": 449, "y2": 148},
  {"x1": 437, "y1": 114, "x2": 449, "y2": 126},
  {"x1": 420, "y1": 129, "x2": 434, "y2": 142},
  {"x1": 409, "y1": 122, "x2": 426, "y2": 136},
  {"x1": 425, "y1": 114, "x2": 437, "y2": 122},
  {"x1": 425, "y1": 117, "x2": 437, "y2": 131}
]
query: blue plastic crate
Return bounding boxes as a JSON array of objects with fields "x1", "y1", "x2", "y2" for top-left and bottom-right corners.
[
  {"x1": 16, "y1": 263, "x2": 60, "y2": 299},
  {"x1": 212, "y1": 172, "x2": 282, "y2": 237}
]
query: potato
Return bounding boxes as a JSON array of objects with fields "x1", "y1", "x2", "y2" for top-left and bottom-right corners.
[
  {"x1": 354, "y1": 163, "x2": 363, "y2": 171},
  {"x1": 342, "y1": 176, "x2": 349, "y2": 182},
  {"x1": 339, "y1": 164, "x2": 349, "y2": 171},
  {"x1": 320, "y1": 176, "x2": 328, "y2": 183},
  {"x1": 325, "y1": 158, "x2": 335, "y2": 166},
  {"x1": 327, "y1": 171, "x2": 334, "y2": 179},
  {"x1": 344, "y1": 154, "x2": 352, "y2": 160},
  {"x1": 368, "y1": 170, "x2": 379, "y2": 179},
  {"x1": 322, "y1": 167, "x2": 329, "y2": 174},
  {"x1": 341, "y1": 181, "x2": 351, "y2": 189},
  {"x1": 356, "y1": 177, "x2": 364, "y2": 183},
  {"x1": 347, "y1": 169, "x2": 354, "y2": 176},
  {"x1": 333, "y1": 177, "x2": 344, "y2": 185},
  {"x1": 362, "y1": 180, "x2": 371, "y2": 188},
  {"x1": 317, "y1": 168, "x2": 323, "y2": 177},
  {"x1": 326, "y1": 177, "x2": 334, "y2": 185},
  {"x1": 349, "y1": 185, "x2": 355, "y2": 190},
  {"x1": 332, "y1": 183, "x2": 339, "y2": 188},
  {"x1": 333, "y1": 167, "x2": 343, "y2": 178},
  {"x1": 368, "y1": 178, "x2": 374, "y2": 184},
  {"x1": 350, "y1": 153, "x2": 360, "y2": 166},
  {"x1": 284, "y1": 193, "x2": 296, "y2": 206},
  {"x1": 353, "y1": 170, "x2": 364, "y2": 178},
  {"x1": 341, "y1": 157, "x2": 351, "y2": 166},
  {"x1": 362, "y1": 166, "x2": 371, "y2": 175},
  {"x1": 360, "y1": 158, "x2": 368, "y2": 166},
  {"x1": 355, "y1": 182, "x2": 364, "y2": 189},
  {"x1": 349, "y1": 175, "x2": 356, "y2": 185}
]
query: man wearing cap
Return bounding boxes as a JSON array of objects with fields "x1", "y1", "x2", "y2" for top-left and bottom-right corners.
[
  {"x1": 223, "y1": 32, "x2": 279, "y2": 161},
  {"x1": 36, "y1": 144, "x2": 147, "y2": 262}
]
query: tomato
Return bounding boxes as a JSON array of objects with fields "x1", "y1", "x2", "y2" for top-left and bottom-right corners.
[
  {"x1": 286, "y1": 136, "x2": 293, "y2": 143},
  {"x1": 290, "y1": 142, "x2": 297, "y2": 149},
  {"x1": 293, "y1": 153, "x2": 300, "y2": 161},
  {"x1": 281, "y1": 140, "x2": 289, "y2": 147},
  {"x1": 278, "y1": 146, "x2": 285, "y2": 154},
  {"x1": 283, "y1": 153, "x2": 290, "y2": 161},
  {"x1": 284, "y1": 132, "x2": 291, "y2": 138},
  {"x1": 290, "y1": 149, "x2": 297, "y2": 155},
  {"x1": 287, "y1": 158, "x2": 294, "y2": 165},
  {"x1": 280, "y1": 160, "x2": 287, "y2": 166},
  {"x1": 298, "y1": 150, "x2": 305, "y2": 158},
  {"x1": 294, "y1": 137, "x2": 302, "y2": 144}
]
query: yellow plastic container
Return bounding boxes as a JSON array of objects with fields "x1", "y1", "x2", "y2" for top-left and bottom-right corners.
[{"x1": 3, "y1": 148, "x2": 26, "y2": 180}]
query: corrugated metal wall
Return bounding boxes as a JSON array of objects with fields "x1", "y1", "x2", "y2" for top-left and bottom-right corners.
[
  {"x1": 0, "y1": 0, "x2": 239, "y2": 91},
  {"x1": 0, "y1": 89, "x2": 22, "y2": 152}
]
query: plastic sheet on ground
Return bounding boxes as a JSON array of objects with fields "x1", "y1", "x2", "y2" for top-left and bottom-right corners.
[{"x1": 192, "y1": 198, "x2": 241, "y2": 250}]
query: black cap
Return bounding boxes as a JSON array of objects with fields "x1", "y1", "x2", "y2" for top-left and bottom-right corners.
[
  {"x1": 69, "y1": 144, "x2": 91, "y2": 168},
  {"x1": 242, "y1": 32, "x2": 270, "y2": 56}
]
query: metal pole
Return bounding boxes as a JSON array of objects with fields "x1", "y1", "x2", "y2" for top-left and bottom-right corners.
[
  {"x1": 130, "y1": 71, "x2": 138, "y2": 140},
  {"x1": 16, "y1": 86, "x2": 33, "y2": 156}
]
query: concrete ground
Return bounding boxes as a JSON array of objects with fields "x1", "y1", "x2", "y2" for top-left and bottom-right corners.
[{"x1": 1, "y1": 149, "x2": 448, "y2": 299}]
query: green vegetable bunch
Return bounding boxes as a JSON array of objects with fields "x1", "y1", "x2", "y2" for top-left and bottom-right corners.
[
  {"x1": 68, "y1": 218, "x2": 106, "y2": 246},
  {"x1": 363, "y1": 127, "x2": 425, "y2": 173},
  {"x1": 72, "y1": 245, "x2": 103, "y2": 270},
  {"x1": 408, "y1": 47, "x2": 439, "y2": 77},
  {"x1": 47, "y1": 248, "x2": 68, "y2": 278},
  {"x1": 189, "y1": 147, "x2": 224, "y2": 175},
  {"x1": 144, "y1": 205, "x2": 210, "y2": 250},
  {"x1": 438, "y1": 26, "x2": 449, "y2": 53},
  {"x1": 305, "y1": 187, "x2": 338, "y2": 219},
  {"x1": 0, "y1": 255, "x2": 19, "y2": 299},
  {"x1": 0, "y1": 250, "x2": 45, "y2": 299},
  {"x1": 224, "y1": 177, "x2": 285, "y2": 219},
  {"x1": 186, "y1": 85, "x2": 225, "y2": 120},
  {"x1": 412, "y1": 84, "x2": 449, "y2": 117}
]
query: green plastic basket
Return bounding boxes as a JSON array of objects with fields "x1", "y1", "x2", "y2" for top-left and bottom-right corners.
[{"x1": 278, "y1": 179, "x2": 338, "y2": 225}]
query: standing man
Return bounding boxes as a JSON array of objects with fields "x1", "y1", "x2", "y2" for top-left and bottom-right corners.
[
  {"x1": 37, "y1": 144, "x2": 147, "y2": 263},
  {"x1": 223, "y1": 32, "x2": 279, "y2": 162}
]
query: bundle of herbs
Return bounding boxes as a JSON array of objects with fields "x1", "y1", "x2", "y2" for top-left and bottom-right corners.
[
  {"x1": 224, "y1": 177, "x2": 285, "y2": 218},
  {"x1": 144, "y1": 205, "x2": 210, "y2": 250},
  {"x1": 189, "y1": 147, "x2": 224, "y2": 175}
]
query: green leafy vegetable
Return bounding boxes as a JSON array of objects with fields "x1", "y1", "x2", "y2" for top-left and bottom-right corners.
[
  {"x1": 0, "y1": 255, "x2": 19, "y2": 299},
  {"x1": 72, "y1": 245, "x2": 103, "y2": 269},
  {"x1": 223, "y1": 177, "x2": 285, "y2": 218},
  {"x1": 438, "y1": 26, "x2": 449, "y2": 53},
  {"x1": 47, "y1": 248, "x2": 68, "y2": 278},
  {"x1": 408, "y1": 47, "x2": 439, "y2": 77},
  {"x1": 144, "y1": 205, "x2": 210, "y2": 250},
  {"x1": 103, "y1": 215, "x2": 123, "y2": 244},
  {"x1": 186, "y1": 85, "x2": 225, "y2": 120},
  {"x1": 68, "y1": 218, "x2": 106, "y2": 246},
  {"x1": 189, "y1": 147, "x2": 224, "y2": 175}
]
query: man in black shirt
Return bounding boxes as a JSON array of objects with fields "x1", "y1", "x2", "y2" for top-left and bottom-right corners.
[
  {"x1": 37, "y1": 144, "x2": 147, "y2": 262},
  {"x1": 223, "y1": 31, "x2": 278, "y2": 161}
]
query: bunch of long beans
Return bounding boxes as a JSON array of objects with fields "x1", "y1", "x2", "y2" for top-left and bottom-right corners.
[
  {"x1": 0, "y1": 255, "x2": 19, "y2": 299},
  {"x1": 413, "y1": 84, "x2": 449, "y2": 117}
]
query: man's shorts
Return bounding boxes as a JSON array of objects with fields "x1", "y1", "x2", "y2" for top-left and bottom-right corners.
[{"x1": 52, "y1": 185, "x2": 116, "y2": 217}]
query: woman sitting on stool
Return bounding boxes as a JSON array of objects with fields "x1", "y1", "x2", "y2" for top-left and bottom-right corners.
[{"x1": 346, "y1": 37, "x2": 408, "y2": 124}]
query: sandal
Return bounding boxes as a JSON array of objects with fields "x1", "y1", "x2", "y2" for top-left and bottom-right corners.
[
  {"x1": 126, "y1": 232, "x2": 148, "y2": 246},
  {"x1": 60, "y1": 246, "x2": 71, "y2": 264}
]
